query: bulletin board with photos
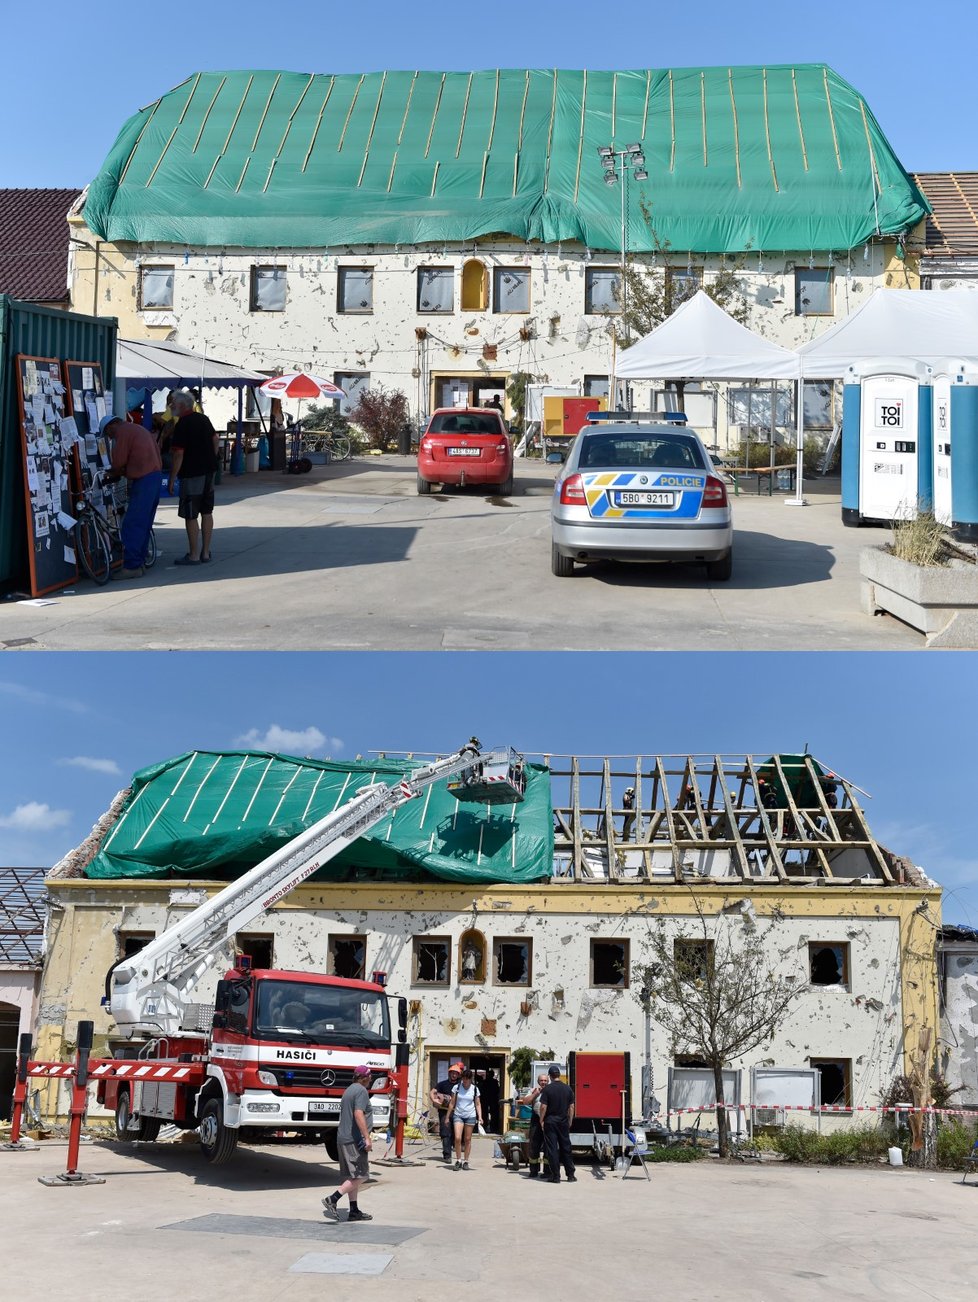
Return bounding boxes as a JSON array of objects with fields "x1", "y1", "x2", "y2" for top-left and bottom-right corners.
[
  {"x1": 14, "y1": 355, "x2": 82, "y2": 596},
  {"x1": 62, "y1": 360, "x2": 115, "y2": 484}
]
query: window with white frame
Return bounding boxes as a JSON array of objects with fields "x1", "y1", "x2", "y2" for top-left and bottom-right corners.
[
  {"x1": 584, "y1": 375, "x2": 610, "y2": 398},
  {"x1": 728, "y1": 384, "x2": 794, "y2": 431},
  {"x1": 585, "y1": 268, "x2": 621, "y2": 314},
  {"x1": 493, "y1": 267, "x2": 530, "y2": 313},
  {"x1": 795, "y1": 267, "x2": 833, "y2": 316},
  {"x1": 338, "y1": 266, "x2": 374, "y2": 313},
  {"x1": 334, "y1": 372, "x2": 370, "y2": 416},
  {"x1": 417, "y1": 267, "x2": 454, "y2": 313},
  {"x1": 139, "y1": 265, "x2": 174, "y2": 310},
  {"x1": 250, "y1": 266, "x2": 287, "y2": 312}
]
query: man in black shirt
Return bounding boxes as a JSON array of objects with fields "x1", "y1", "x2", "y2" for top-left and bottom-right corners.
[
  {"x1": 537, "y1": 1064, "x2": 576, "y2": 1183},
  {"x1": 169, "y1": 389, "x2": 219, "y2": 566}
]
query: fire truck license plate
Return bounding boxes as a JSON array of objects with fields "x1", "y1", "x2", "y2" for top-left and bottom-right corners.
[{"x1": 308, "y1": 1100, "x2": 341, "y2": 1113}]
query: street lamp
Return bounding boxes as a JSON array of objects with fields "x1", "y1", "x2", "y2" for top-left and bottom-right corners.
[{"x1": 596, "y1": 142, "x2": 648, "y2": 410}]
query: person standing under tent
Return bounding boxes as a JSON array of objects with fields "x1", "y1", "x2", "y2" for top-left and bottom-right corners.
[
  {"x1": 322, "y1": 1066, "x2": 374, "y2": 1223},
  {"x1": 169, "y1": 389, "x2": 219, "y2": 566}
]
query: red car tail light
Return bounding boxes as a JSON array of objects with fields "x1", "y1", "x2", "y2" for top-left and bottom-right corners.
[
  {"x1": 559, "y1": 473, "x2": 587, "y2": 505},
  {"x1": 703, "y1": 475, "x2": 727, "y2": 507}
]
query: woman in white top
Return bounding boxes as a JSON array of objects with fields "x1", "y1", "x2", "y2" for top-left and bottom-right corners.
[{"x1": 446, "y1": 1067, "x2": 483, "y2": 1170}]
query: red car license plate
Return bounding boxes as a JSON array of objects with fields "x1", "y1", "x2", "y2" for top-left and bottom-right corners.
[
  {"x1": 447, "y1": 447, "x2": 481, "y2": 456},
  {"x1": 611, "y1": 490, "x2": 676, "y2": 507}
]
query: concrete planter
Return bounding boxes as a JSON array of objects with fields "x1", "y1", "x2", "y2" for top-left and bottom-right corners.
[{"x1": 860, "y1": 546, "x2": 978, "y2": 648}]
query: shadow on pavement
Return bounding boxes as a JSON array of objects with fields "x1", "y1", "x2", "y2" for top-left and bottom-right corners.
[
  {"x1": 576, "y1": 528, "x2": 835, "y2": 591},
  {"x1": 92, "y1": 1137, "x2": 337, "y2": 1188}
]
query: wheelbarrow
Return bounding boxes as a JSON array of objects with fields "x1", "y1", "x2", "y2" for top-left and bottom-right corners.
[{"x1": 498, "y1": 1129, "x2": 530, "y2": 1170}]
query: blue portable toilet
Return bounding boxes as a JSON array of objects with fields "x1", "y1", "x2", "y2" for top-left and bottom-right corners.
[
  {"x1": 950, "y1": 365, "x2": 978, "y2": 543},
  {"x1": 841, "y1": 360, "x2": 933, "y2": 526}
]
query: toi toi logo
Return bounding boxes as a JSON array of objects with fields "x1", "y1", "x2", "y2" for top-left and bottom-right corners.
[{"x1": 877, "y1": 401, "x2": 903, "y2": 428}]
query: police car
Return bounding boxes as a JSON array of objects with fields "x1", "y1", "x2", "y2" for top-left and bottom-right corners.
[{"x1": 550, "y1": 422, "x2": 733, "y2": 580}]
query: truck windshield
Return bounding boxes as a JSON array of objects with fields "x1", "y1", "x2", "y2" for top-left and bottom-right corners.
[{"x1": 253, "y1": 980, "x2": 390, "y2": 1047}]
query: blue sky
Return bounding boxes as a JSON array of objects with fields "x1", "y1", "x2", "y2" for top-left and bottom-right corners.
[
  {"x1": 1, "y1": 0, "x2": 974, "y2": 186},
  {"x1": 0, "y1": 652, "x2": 974, "y2": 925}
]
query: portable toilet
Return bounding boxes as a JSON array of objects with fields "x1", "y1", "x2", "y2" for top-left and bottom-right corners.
[
  {"x1": 950, "y1": 366, "x2": 978, "y2": 543},
  {"x1": 841, "y1": 360, "x2": 933, "y2": 526},
  {"x1": 932, "y1": 366, "x2": 955, "y2": 525}
]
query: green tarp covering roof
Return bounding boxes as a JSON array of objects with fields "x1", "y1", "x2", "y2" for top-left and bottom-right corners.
[
  {"x1": 84, "y1": 751, "x2": 554, "y2": 885},
  {"x1": 83, "y1": 65, "x2": 928, "y2": 254}
]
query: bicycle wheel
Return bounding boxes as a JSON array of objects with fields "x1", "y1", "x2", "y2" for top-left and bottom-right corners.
[
  {"x1": 144, "y1": 528, "x2": 158, "y2": 569},
  {"x1": 329, "y1": 435, "x2": 352, "y2": 461},
  {"x1": 74, "y1": 514, "x2": 112, "y2": 585}
]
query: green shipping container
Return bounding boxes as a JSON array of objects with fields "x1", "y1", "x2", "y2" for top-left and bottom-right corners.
[{"x1": 0, "y1": 295, "x2": 117, "y2": 593}]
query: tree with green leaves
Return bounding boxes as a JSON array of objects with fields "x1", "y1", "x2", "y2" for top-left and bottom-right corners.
[
  {"x1": 634, "y1": 906, "x2": 805, "y2": 1157},
  {"x1": 505, "y1": 371, "x2": 533, "y2": 432}
]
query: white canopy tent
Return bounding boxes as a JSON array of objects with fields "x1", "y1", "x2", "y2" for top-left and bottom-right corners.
[
  {"x1": 797, "y1": 288, "x2": 978, "y2": 377},
  {"x1": 615, "y1": 291, "x2": 806, "y2": 503},
  {"x1": 615, "y1": 290, "x2": 800, "y2": 381}
]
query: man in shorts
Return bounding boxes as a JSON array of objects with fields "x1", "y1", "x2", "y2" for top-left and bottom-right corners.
[
  {"x1": 322, "y1": 1065, "x2": 374, "y2": 1223},
  {"x1": 168, "y1": 389, "x2": 219, "y2": 566}
]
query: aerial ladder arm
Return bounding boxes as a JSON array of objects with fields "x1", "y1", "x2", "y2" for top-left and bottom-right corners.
[{"x1": 108, "y1": 739, "x2": 524, "y2": 1037}]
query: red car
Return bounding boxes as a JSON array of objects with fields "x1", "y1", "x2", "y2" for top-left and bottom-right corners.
[{"x1": 417, "y1": 408, "x2": 514, "y2": 495}]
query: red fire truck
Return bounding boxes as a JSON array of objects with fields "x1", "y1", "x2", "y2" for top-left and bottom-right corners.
[{"x1": 95, "y1": 740, "x2": 526, "y2": 1164}]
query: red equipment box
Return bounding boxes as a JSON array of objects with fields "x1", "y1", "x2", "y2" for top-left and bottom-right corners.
[{"x1": 568, "y1": 1051, "x2": 631, "y2": 1123}]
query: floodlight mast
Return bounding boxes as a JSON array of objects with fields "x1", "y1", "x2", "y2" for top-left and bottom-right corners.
[
  {"x1": 108, "y1": 737, "x2": 523, "y2": 1038},
  {"x1": 596, "y1": 142, "x2": 648, "y2": 408}
]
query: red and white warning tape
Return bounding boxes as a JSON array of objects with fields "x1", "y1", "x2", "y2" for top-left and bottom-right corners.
[{"x1": 667, "y1": 1103, "x2": 976, "y2": 1116}]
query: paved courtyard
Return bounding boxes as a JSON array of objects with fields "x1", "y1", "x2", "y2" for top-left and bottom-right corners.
[
  {"x1": 1, "y1": 1135, "x2": 971, "y2": 1299},
  {"x1": 0, "y1": 457, "x2": 922, "y2": 651}
]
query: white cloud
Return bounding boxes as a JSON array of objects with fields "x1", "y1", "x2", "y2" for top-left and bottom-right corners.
[
  {"x1": 234, "y1": 724, "x2": 342, "y2": 755},
  {"x1": 0, "y1": 801, "x2": 72, "y2": 832},
  {"x1": 58, "y1": 756, "x2": 122, "y2": 776},
  {"x1": 0, "y1": 681, "x2": 87, "y2": 714}
]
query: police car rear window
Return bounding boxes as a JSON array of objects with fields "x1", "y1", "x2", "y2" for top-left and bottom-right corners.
[{"x1": 578, "y1": 435, "x2": 706, "y2": 470}]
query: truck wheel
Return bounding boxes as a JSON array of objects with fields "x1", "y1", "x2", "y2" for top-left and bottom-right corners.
[
  {"x1": 115, "y1": 1089, "x2": 134, "y2": 1141},
  {"x1": 137, "y1": 1117, "x2": 162, "y2": 1142},
  {"x1": 198, "y1": 1098, "x2": 239, "y2": 1165},
  {"x1": 323, "y1": 1130, "x2": 339, "y2": 1162}
]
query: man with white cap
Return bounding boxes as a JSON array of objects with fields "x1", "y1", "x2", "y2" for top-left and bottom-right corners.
[{"x1": 322, "y1": 1065, "x2": 374, "y2": 1223}]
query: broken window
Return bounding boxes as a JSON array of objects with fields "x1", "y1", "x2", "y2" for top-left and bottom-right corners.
[
  {"x1": 458, "y1": 928, "x2": 486, "y2": 984},
  {"x1": 413, "y1": 937, "x2": 450, "y2": 986},
  {"x1": 795, "y1": 267, "x2": 833, "y2": 316},
  {"x1": 585, "y1": 268, "x2": 621, "y2": 314},
  {"x1": 591, "y1": 939, "x2": 629, "y2": 988},
  {"x1": 250, "y1": 266, "x2": 287, "y2": 312},
  {"x1": 674, "y1": 938, "x2": 714, "y2": 983},
  {"x1": 809, "y1": 942, "x2": 849, "y2": 988},
  {"x1": 334, "y1": 372, "x2": 370, "y2": 417},
  {"x1": 493, "y1": 267, "x2": 530, "y2": 313},
  {"x1": 117, "y1": 931, "x2": 154, "y2": 961},
  {"x1": 235, "y1": 933, "x2": 274, "y2": 970},
  {"x1": 328, "y1": 935, "x2": 366, "y2": 980},
  {"x1": 338, "y1": 266, "x2": 374, "y2": 313},
  {"x1": 417, "y1": 267, "x2": 454, "y2": 313},
  {"x1": 139, "y1": 265, "x2": 174, "y2": 310},
  {"x1": 493, "y1": 938, "x2": 531, "y2": 986},
  {"x1": 812, "y1": 1058, "x2": 851, "y2": 1108}
]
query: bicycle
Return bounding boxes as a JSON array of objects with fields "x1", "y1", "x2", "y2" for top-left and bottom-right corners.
[
  {"x1": 73, "y1": 467, "x2": 158, "y2": 585},
  {"x1": 298, "y1": 422, "x2": 353, "y2": 463}
]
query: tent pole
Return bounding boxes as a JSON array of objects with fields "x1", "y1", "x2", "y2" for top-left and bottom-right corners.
[
  {"x1": 786, "y1": 359, "x2": 808, "y2": 507},
  {"x1": 231, "y1": 387, "x2": 245, "y2": 476}
]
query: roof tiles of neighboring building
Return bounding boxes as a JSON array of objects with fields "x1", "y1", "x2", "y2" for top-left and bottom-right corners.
[
  {"x1": 913, "y1": 172, "x2": 978, "y2": 257},
  {"x1": 0, "y1": 188, "x2": 79, "y2": 302},
  {"x1": 82, "y1": 66, "x2": 929, "y2": 254},
  {"x1": 0, "y1": 867, "x2": 46, "y2": 964}
]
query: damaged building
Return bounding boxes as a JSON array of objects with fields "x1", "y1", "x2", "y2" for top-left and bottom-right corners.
[{"x1": 34, "y1": 749, "x2": 940, "y2": 1131}]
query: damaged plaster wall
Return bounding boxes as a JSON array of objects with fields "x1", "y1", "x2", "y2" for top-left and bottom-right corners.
[
  {"x1": 35, "y1": 881, "x2": 915, "y2": 1128},
  {"x1": 940, "y1": 937, "x2": 978, "y2": 1106},
  {"x1": 66, "y1": 214, "x2": 890, "y2": 447}
]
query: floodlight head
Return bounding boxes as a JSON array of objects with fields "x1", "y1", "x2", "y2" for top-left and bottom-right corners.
[
  {"x1": 631, "y1": 152, "x2": 646, "y2": 168},
  {"x1": 597, "y1": 146, "x2": 614, "y2": 161},
  {"x1": 603, "y1": 169, "x2": 619, "y2": 186},
  {"x1": 626, "y1": 142, "x2": 643, "y2": 156},
  {"x1": 634, "y1": 168, "x2": 649, "y2": 181}
]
